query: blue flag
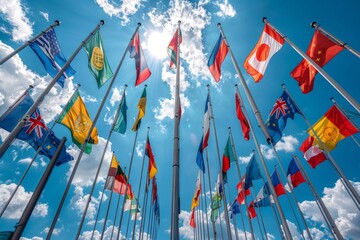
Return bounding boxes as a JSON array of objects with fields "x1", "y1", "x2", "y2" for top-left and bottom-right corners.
[
  {"x1": 30, "y1": 28, "x2": 75, "y2": 87},
  {"x1": 196, "y1": 136, "x2": 205, "y2": 173},
  {"x1": 254, "y1": 183, "x2": 272, "y2": 208},
  {"x1": 229, "y1": 200, "x2": 240, "y2": 218},
  {"x1": 244, "y1": 154, "x2": 262, "y2": 190},
  {"x1": 0, "y1": 93, "x2": 73, "y2": 165},
  {"x1": 266, "y1": 91, "x2": 301, "y2": 145}
]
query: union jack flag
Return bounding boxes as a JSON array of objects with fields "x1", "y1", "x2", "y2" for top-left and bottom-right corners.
[
  {"x1": 25, "y1": 109, "x2": 48, "y2": 138},
  {"x1": 269, "y1": 98, "x2": 289, "y2": 119}
]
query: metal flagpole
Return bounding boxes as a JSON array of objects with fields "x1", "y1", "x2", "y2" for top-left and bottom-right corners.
[
  {"x1": 110, "y1": 167, "x2": 126, "y2": 240},
  {"x1": 294, "y1": 156, "x2": 344, "y2": 240},
  {"x1": 264, "y1": 18, "x2": 360, "y2": 113},
  {"x1": 0, "y1": 85, "x2": 33, "y2": 118},
  {"x1": 125, "y1": 207, "x2": 132, "y2": 239},
  {"x1": 11, "y1": 137, "x2": 66, "y2": 240},
  {"x1": 145, "y1": 195, "x2": 153, "y2": 240},
  {"x1": 205, "y1": 148, "x2": 217, "y2": 239},
  {"x1": 0, "y1": 20, "x2": 105, "y2": 158},
  {"x1": 311, "y1": 22, "x2": 360, "y2": 59},
  {"x1": 251, "y1": 190, "x2": 266, "y2": 240},
  {"x1": 0, "y1": 21, "x2": 60, "y2": 65},
  {"x1": 171, "y1": 20, "x2": 182, "y2": 240},
  {"x1": 139, "y1": 173, "x2": 150, "y2": 239},
  {"x1": 206, "y1": 85, "x2": 232, "y2": 240},
  {"x1": 200, "y1": 194, "x2": 207, "y2": 240},
  {"x1": 201, "y1": 172, "x2": 211, "y2": 240},
  {"x1": 218, "y1": 203, "x2": 225, "y2": 240},
  {"x1": 225, "y1": 184, "x2": 239, "y2": 240}
]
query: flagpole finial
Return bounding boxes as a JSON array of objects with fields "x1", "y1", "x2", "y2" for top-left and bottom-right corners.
[
  {"x1": 77, "y1": 83, "x2": 81, "y2": 87},
  {"x1": 138, "y1": 22, "x2": 141, "y2": 27},
  {"x1": 125, "y1": 84, "x2": 128, "y2": 87},
  {"x1": 206, "y1": 84, "x2": 210, "y2": 87},
  {"x1": 148, "y1": 126, "x2": 150, "y2": 130},
  {"x1": 228, "y1": 127, "x2": 231, "y2": 130},
  {"x1": 54, "y1": 20, "x2": 60, "y2": 26},
  {"x1": 217, "y1": 23, "x2": 221, "y2": 27},
  {"x1": 29, "y1": 84, "x2": 34, "y2": 89},
  {"x1": 262, "y1": 17, "x2": 268, "y2": 23},
  {"x1": 145, "y1": 84, "x2": 148, "y2": 87},
  {"x1": 100, "y1": 20, "x2": 105, "y2": 25},
  {"x1": 281, "y1": 83, "x2": 285, "y2": 87},
  {"x1": 235, "y1": 84, "x2": 238, "y2": 87},
  {"x1": 311, "y1": 22, "x2": 318, "y2": 28},
  {"x1": 178, "y1": 20, "x2": 181, "y2": 24}
]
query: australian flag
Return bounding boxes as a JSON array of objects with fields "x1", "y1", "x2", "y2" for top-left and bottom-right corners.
[
  {"x1": 266, "y1": 91, "x2": 302, "y2": 145},
  {"x1": 0, "y1": 93, "x2": 73, "y2": 165},
  {"x1": 30, "y1": 28, "x2": 75, "y2": 87}
]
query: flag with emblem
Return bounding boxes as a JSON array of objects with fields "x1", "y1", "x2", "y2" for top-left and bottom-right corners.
[
  {"x1": 235, "y1": 91, "x2": 250, "y2": 140},
  {"x1": 30, "y1": 28, "x2": 76, "y2": 88},
  {"x1": 167, "y1": 29, "x2": 182, "y2": 68},
  {"x1": 300, "y1": 135, "x2": 327, "y2": 168},
  {"x1": 244, "y1": 23, "x2": 284, "y2": 82},
  {"x1": 57, "y1": 90, "x2": 98, "y2": 154},
  {"x1": 132, "y1": 87, "x2": 147, "y2": 131},
  {"x1": 208, "y1": 34, "x2": 228, "y2": 82},
  {"x1": 84, "y1": 29, "x2": 113, "y2": 88},
  {"x1": 291, "y1": 30, "x2": 344, "y2": 93},
  {"x1": 266, "y1": 91, "x2": 302, "y2": 144},
  {"x1": 112, "y1": 94, "x2": 127, "y2": 134}
]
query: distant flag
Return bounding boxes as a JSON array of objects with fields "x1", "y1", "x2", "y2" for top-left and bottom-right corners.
[
  {"x1": 84, "y1": 29, "x2": 113, "y2": 88},
  {"x1": 300, "y1": 136, "x2": 327, "y2": 168},
  {"x1": 235, "y1": 91, "x2": 250, "y2": 140},
  {"x1": 57, "y1": 90, "x2": 98, "y2": 154},
  {"x1": 29, "y1": 28, "x2": 76, "y2": 88},
  {"x1": 132, "y1": 87, "x2": 147, "y2": 131},
  {"x1": 266, "y1": 91, "x2": 302, "y2": 144},
  {"x1": 146, "y1": 136, "x2": 158, "y2": 179},
  {"x1": 222, "y1": 136, "x2": 235, "y2": 172},
  {"x1": 112, "y1": 94, "x2": 127, "y2": 134},
  {"x1": 229, "y1": 200, "x2": 240, "y2": 219},
  {"x1": 287, "y1": 157, "x2": 306, "y2": 189},
  {"x1": 244, "y1": 23, "x2": 284, "y2": 82},
  {"x1": 248, "y1": 200, "x2": 257, "y2": 219},
  {"x1": 129, "y1": 31, "x2": 151, "y2": 86},
  {"x1": 244, "y1": 154, "x2": 262, "y2": 190},
  {"x1": 207, "y1": 34, "x2": 228, "y2": 82},
  {"x1": 191, "y1": 172, "x2": 202, "y2": 210},
  {"x1": 124, "y1": 195, "x2": 134, "y2": 211},
  {"x1": 236, "y1": 175, "x2": 250, "y2": 204},
  {"x1": 152, "y1": 177, "x2": 158, "y2": 204},
  {"x1": 196, "y1": 136, "x2": 205, "y2": 173},
  {"x1": 167, "y1": 29, "x2": 182, "y2": 68},
  {"x1": 216, "y1": 171, "x2": 226, "y2": 195},
  {"x1": 254, "y1": 184, "x2": 272, "y2": 208},
  {"x1": 291, "y1": 30, "x2": 344, "y2": 94},
  {"x1": 105, "y1": 155, "x2": 133, "y2": 196},
  {"x1": 211, "y1": 192, "x2": 221, "y2": 221},
  {"x1": 125, "y1": 197, "x2": 140, "y2": 220},
  {"x1": 190, "y1": 208, "x2": 196, "y2": 228},
  {"x1": 203, "y1": 93, "x2": 211, "y2": 149},
  {"x1": 270, "y1": 170, "x2": 286, "y2": 196}
]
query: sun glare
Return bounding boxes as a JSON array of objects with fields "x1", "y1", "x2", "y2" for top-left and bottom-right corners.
[{"x1": 147, "y1": 31, "x2": 170, "y2": 59}]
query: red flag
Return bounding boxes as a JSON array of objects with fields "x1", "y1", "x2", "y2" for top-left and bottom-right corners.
[
  {"x1": 248, "y1": 200, "x2": 257, "y2": 219},
  {"x1": 129, "y1": 32, "x2": 151, "y2": 86},
  {"x1": 291, "y1": 30, "x2": 344, "y2": 93},
  {"x1": 300, "y1": 136, "x2": 327, "y2": 168},
  {"x1": 207, "y1": 34, "x2": 228, "y2": 82},
  {"x1": 167, "y1": 29, "x2": 182, "y2": 68},
  {"x1": 146, "y1": 136, "x2": 158, "y2": 179},
  {"x1": 237, "y1": 175, "x2": 250, "y2": 204},
  {"x1": 235, "y1": 92, "x2": 250, "y2": 140},
  {"x1": 190, "y1": 209, "x2": 196, "y2": 228}
]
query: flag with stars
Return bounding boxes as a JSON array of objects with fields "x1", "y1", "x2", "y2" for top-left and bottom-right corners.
[{"x1": 265, "y1": 91, "x2": 302, "y2": 145}]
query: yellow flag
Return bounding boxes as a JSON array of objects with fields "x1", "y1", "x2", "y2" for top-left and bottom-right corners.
[{"x1": 132, "y1": 87, "x2": 147, "y2": 131}]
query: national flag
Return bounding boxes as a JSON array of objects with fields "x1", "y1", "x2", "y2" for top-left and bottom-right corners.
[
  {"x1": 254, "y1": 184, "x2": 272, "y2": 208},
  {"x1": 248, "y1": 200, "x2": 257, "y2": 219},
  {"x1": 57, "y1": 90, "x2": 98, "y2": 154},
  {"x1": 235, "y1": 91, "x2": 250, "y2": 140},
  {"x1": 300, "y1": 136, "x2": 327, "y2": 168},
  {"x1": 190, "y1": 208, "x2": 196, "y2": 228},
  {"x1": 152, "y1": 177, "x2": 158, "y2": 204},
  {"x1": 287, "y1": 157, "x2": 306, "y2": 189},
  {"x1": 270, "y1": 170, "x2": 286, "y2": 196},
  {"x1": 124, "y1": 195, "x2": 136, "y2": 212},
  {"x1": 84, "y1": 30, "x2": 113, "y2": 88},
  {"x1": 291, "y1": 30, "x2": 344, "y2": 93},
  {"x1": 222, "y1": 136, "x2": 235, "y2": 172},
  {"x1": 244, "y1": 23, "x2": 284, "y2": 82},
  {"x1": 167, "y1": 29, "x2": 182, "y2": 68},
  {"x1": 146, "y1": 136, "x2": 158, "y2": 179},
  {"x1": 207, "y1": 34, "x2": 228, "y2": 82},
  {"x1": 132, "y1": 87, "x2": 147, "y2": 131},
  {"x1": 216, "y1": 171, "x2": 227, "y2": 195},
  {"x1": 244, "y1": 154, "x2": 262, "y2": 190},
  {"x1": 196, "y1": 136, "x2": 205, "y2": 173},
  {"x1": 236, "y1": 175, "x2": 250, "y2": 204},
  {"x1": 211, "y1": 192, "x2": 221, "y2": 221},
  {"x1": 229, "y1": 200, "x2": 240, "y2": 219},
  {"x1": 129, "y1": 32, "x2": 151, "y2": 86},
  {"x1": 191, "y1": 172, "x2": 201, "y2": 210},
  {"x1": 266, "y1": 91, "x2": 302, "y2": 144},
  {"x1": 29, "y1": 28, "x2": 75, "y2": 88},
  {"x1": 203, "y1": 93, "x2": 211, "y2": 149},
  {"x1": 0, "y1": 93, "x2": 73, "y2": 165},
  {"x1": 105, "y1": 155, "x2": 133, "y2": 196},
  {"x1": 112, "y1": 94, "x2": 127, "y2": 134}
]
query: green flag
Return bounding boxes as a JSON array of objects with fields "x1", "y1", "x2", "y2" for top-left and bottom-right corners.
[
  {"x1": 222, "y1": 136, "x2": 235, "y2": 172},
  {"x1": 211, "y1": 192, "x2": 221, "y2": 221},
  {"x1": 113, "y1": 95, "x2": 127, "y2": 134},
  {"x1": 84, "y1": 29, "x2": 113, "y2": 88}
]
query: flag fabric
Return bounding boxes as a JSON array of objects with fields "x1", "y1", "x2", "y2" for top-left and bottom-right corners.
[
  {"x1": 57, "y1": 90, "x2": 98, "y2": 154},
  {"x1": 266, "y1": 91, "x2": 302, "y2": 144},
  {"x1": 152, "y1": 177, "x2": 158, "y2": 204},
  {"x1": 270, "y1": 170, "x2": 286, "y2": 196},
  {"x1": 129, "y1": 31, "x2": 151, "y2": 86},
  {"x1": 254, "y1": 184, "x2": 272, "y2": 208},
  {"x1": 146, "y1": 136, "x2": 158, "y2": 179},
  {"x1": 244, "y1": 23, "x2": 284, "y2": 82},
  {"x1": 248, "y1": 200, "x2": 257, "y2": 219},
  {"x1": 190, "y1": 208, "x2": 196, "y2": 228},
  {"x1": 211, "y1": 192, "x2": 221, "y2": 221},
  {"x1": 84, "y1": 30, "x2": 113, "y2": 88},
  {"x1": 191, "y1": 172, "x2": 202, "y2": 210},
  {"x1": 112, "y1": 95, "x2": 127, "y2": 134},
  {"x1": 132, "y1": 87, "x2": 147, "y2": 131},
  {"x1": 167, "y1": 29, "x2": 182, "y2": 68},
  {"x1": 222, "y1": 136, "x2": 235, "y2": 172},
  {"x1": 300, "y1": 136, "x2": 327, "y2": 168},
  {"x1": 235, "y1": 91, "x2": 250, "y2": 141},
  {"x1": 124, "y1": 195, "x2": 133, "y2": 212},
  {"x1": 236, "y1": 175, "x2": 250, "y2": 204},
  {"x1": 0, "y1": 93, "x2": 73, "y2": 165},
  {"x1": 287, "y1": 157, "x2": 306, "y2": 189},
  {"x1": 0, "y1": 231, "x2": 13, "y2": 240},
  {"x1": 229, "y1": 200, "x2": 240, "y2": 219},
  {"x1": 207, "y1": 34, "x2": 228, "y2": 82},
  {"x1": 105, "y1": 155, "x2": 133, "y2": 196},
  {"x1": 291, "y1": 30, "x2": 344, "y2": 94},
  {"x1": 196, "y1": 136, "x2": 205, "y2": 173},
  {"x1": 203, "y1": 93, "x2": 211, "y2": 149},
  {"x1": 216, "y1": 171, "x2": 226, "y2": 195},
  {"x1": 29, "y1": 28, "x2": 75, "y2": 88},
  {"x1": 244, "y1": 155, "x2": 262, "y2": 190}
]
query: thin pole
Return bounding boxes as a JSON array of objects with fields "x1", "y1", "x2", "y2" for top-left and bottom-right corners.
[
  {"x1": 201, "y1": 172, "x2": 211, "y2": 240},
  {"x1": 0, "y1": 85, "x2": 33, "y2": 118},
  {"x1": 11, "y1": 137, "x2": 66, "y2": 240},
  {"x1": 218, "y1": 204, "x2": 225, "y2": 240},
  {"x1": 140, "y1": 173, "x2": 150, "y2": 239},
  {"x1": 100, "y1": 174, "x2": 115, "y2": 240},
  {"x1": 311, "y1": 22, "x2": 360, "y2": 59},
  {"x1": 0, "y1": 20, "x2": 105, "y2": 158},
  {"x1": 250, "y1": 190, "x2": 266, "y2": 240},
  {"x1": 0, "y1": 21, "x2": 60, "y2": 65},
  {"x1": 171, "y1": 20, "x2": 181, "y2": 240},
  {"x1": 225, "y1": 184, "x2": 239, "y2": 240},
  {"x1": 125, "y1": 209, "x2": 131, "y2": 239},
  {"x1": 110, "y1": 167, "x2": 126, "y2": 240},
  {"x1": 205, "y1": 148, "x2": 217, "y2": 239},
  {"x1": 146, "y1": 197, "x2": 153, "y2": 240}
]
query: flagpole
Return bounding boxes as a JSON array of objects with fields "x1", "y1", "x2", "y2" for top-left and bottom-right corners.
[
  {"x1": 217, "y1": 203, "x2": 225, "y2": 240},
  {"x1": 139, "y1": 173, "x2": 150, "y2": 239},
  {"x1": 0, "y1": 20, "x2": 105, "y2": 158},
  {"x1": 0, "y1": 85, "x2": 33, "y2": 118},
  {"x1": 225, "y1": 184, "x2": 239, "y2": 240},
  {"x1": 250, "y1": 190, "x2": 266, "y2": 240},
  {"x1": 200, "y1": 194, "x2": 207, "y2": 240},
  {"x1": 201, "y1": 172, "x2": 211, "y2": 240},
  {"x1": 0, "y1": 21, "x2": 60, "y2": 65},
  {"x1": 311, "y1": 22, "x2": 360, "y2": 59},
  {"x1": 145, "y1": 193, "x2": 153, "y2": 240},
  {"x1": 171, "y1": 20, "x2": 182, "y2": 240},
  {"x1": 11, "y1": 137, "x2": 66, "y2": 240},
  {"x1": 110, "y1": 167, "x2": 126, "y2": 240},
  {"x1": 205, "y1": 147, "x2": 217, "y2": 239}
]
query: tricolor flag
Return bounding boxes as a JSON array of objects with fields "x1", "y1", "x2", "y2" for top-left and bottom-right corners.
[
  {"x1": 203, "y1": 93, "x2": 211, "y2": 149},
  {"x1": 132, "y1": 87, "x2": 147, "y2": 131},
  {"x1": 235, "y1": 91, "x2": 250, "y2": 141},
  {"x1": 244, "y1": 154, "x2": 262, "y2": 190},
  {"x1": 196, "y1": 136, "x2": 205, "y2": 173},
  {"x1": 191, "y1": 172, "x2": 201, "y2": 210},
  {"x1": 167, "y1": 29, "x2": 182, "y2": 68},
  {"x1": 248, "y1": 200, "x2": 257, "y2": 219},
  {"x1": 287, "y1": 158, "x2": 306, "y2": 189},
  {"x1": 207, "y1": 34, "x2": 228, "y2": 82},
  {"x1": 129, "y1": 32, "x2": 151, "y2": 86},
  {"x1": 146, "y1": 136, "x2": 158, "y2": 179},
  {"x1": 105, "y1": 155, "x2": 133, "y2": 196},
  {"x1": 270, "y1": 170, "x2": 286, "y2": 196},
  {"x1": 222, "y1": 136, "x2": 235, "y2": 172},
  {"x1": 190, "y1": 208, "x2": 196, "y2": 228},
  {"x1": 244, "y1": 23, "x2": 284, "y2": 82}
]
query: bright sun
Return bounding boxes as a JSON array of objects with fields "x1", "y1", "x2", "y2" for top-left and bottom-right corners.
[{"x1": 147, "y1": 31, "x2": 170, "y2": 59}]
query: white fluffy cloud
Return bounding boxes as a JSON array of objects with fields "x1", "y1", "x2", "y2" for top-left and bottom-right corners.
[
  {"x1": 260, "y1": 135, "x2": 299, "y2": 160},
  {"x1": 39, "y1": 11, "x2": 49, "y2": 22},
  {"x1": 70, "y1": 186, "x2": 105, "y2": 219},
  {"x1": 214, "y1": 0, "x2": 236, "y2": 18}
]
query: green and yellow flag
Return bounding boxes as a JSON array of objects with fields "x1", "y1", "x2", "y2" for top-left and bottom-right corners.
[
  {"x1": 132, "y1": 87, "x2": 147, "y2": 131},
  {"x1": 84, "y1": 29, "x2": 113, "y2": 88},
  {"x1": 57, "y1": 90, "x2": 99, "y2": 154}
]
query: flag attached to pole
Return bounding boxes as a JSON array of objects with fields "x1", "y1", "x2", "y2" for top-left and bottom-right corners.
[
  {"x1": 203, "y1": 93, "x2": 211, "y2": 149},
  {"x1": 222, "y1": 136, "x2": 235, "y2": 172},
  {"x1": 112, "y1": 94, "x2": 127, "y2": 134},
  {"x1": 146, "y1": 136, "x2": 158, "y2": 179},
  {"x1": 105, "y1": 155, "x2": 133, "y2": 196},
  {"x1": 167, "y1": 29, "x2": 182, "y2": 68},
  {"x1": 207, "y1": 34, "x2": 228, "y2": 82},
  {"x1": 237, "y1": 175, "x2": 250, "y2": 204},
  {"x1": 211, "y1": 192, "x2": 221, "y2": 221},
  {"x1": 229, "y1": 200, "x2": 240, "y2": 218},
  {"x1": 290, "y1": 30, "x2": 344, "y2": 94},
  {"x1": 270, "y1": 170, "x2": 286, "y2": 196},
  {"x1": 254, "y1": 184, "x2": 272, "y2": 208},
  {"x1": 29, "y1": 28, "x2": 76, "y2": 88},
  {"x1": 235, "y1": 91, "x2": 250, "y2": 140},
  {"x1": 244, "y1": 23, "x2": 284, "y2": 82},
  {"x1": 152, "y1": 177, "x2": 158, "y2": 204},
  {"x1": 84, "y1": 29, "x2": 113, "y2": 88},
  {"x1": 191, "y1": 172, "x2": 201, "y2": 210},
  {"x1": 190, "y1": 208, "x2": 196, "y2": 228},
  {"x1": 196, "y1": 136, "x2": 205, "y2": 173},
  {"x1": 129, "y1": 32, "x2": 151, "y2": 86},
  {"x1": 132, "y1": 87, "x2": 147, "y2": 131},
  {"x1": 287, "y1": 157, "x2": 306, "y2": 189},
  {"x1": 244, "y1": 154, "x2": 262, "y2": 190},
  {"x1": 300, "y1": 136, "x2": 327, "y2": 168},
  {"x1": 248, "y1": 200, "x2": 257, "y2": 219}
]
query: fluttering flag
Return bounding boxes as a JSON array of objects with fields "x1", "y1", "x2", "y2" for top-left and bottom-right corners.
[
  {"x1": 57, "y1": 90, "x2": 98, "y2": 154},
  {"x1": 129, "y1": 32, "x2": 151, "y2": 86},
  {"x1": 248, "y1": 200, "x2": 257, "y2": 219},
  {"x1": 254, "y1": 184, "x2": 272, "y2": 208},
  {"x1": 270, "y1": 170, "x2": 286, "y2": 196},
  {"x1": 190, "y1": 208, "x2": 196, "y2": 228},
  {"x1": 112, "y1": 94, "x2": 127, "y2": 134},
  {"x1": 244, "y1": 23, "x2": 284, "y2": 82},
  {"x1": 0, "y1": 93, "x2": 73, "y2": 165},
  {"x1": 146, "y1": 136, "x2": 158, "y2": 179},
  {"x1": 266, "y1": 91, "x2": 302, "y2": 144},
  {"x1": 191, "y1": 172, "x2": 202, "y2": 210},
  {"x1": 207, "y1": 34, "x2": 228, "y2": 82},
  {"x1": 300, "y1": 136, "x2": 327, "y2": 168},
  {"x1": 291, "y1": 30, "x2": 344, "y2": 94},
  {"x1": 125, "y1": 197, "x2": 141, "y2": 220},
  {"x1": 84, "y1": 29, "x2": 113, "y2": 88},
  {"x1": 287, "y1": 158, "x2": 306, "y2": 189},
  {"x1": 152, "y1": 177, "x2": 158, "y2": 204},
  {"x1": 105, "y1": 155, "x2": 133, "y2": 196},
  {"x1": 216, "y1": 171, "x2": 227, "y2": 195},
  {"x1": 132, "y1": 87, "x2": 147, "y2": 131},
  {"x1": 124, "y1": 195, "x2": 134, "y2": 212},
  {"x1": 235, "y1": 91, "x2": 250, "y2": 140},
  {"x1": 167, "y1": 29, "x2": 182, "y2": 68},
  {"x1": 30, "y1": 28, "x2": 76, "y2": 87},
  {"x1": 229, "y1": 200, "x2": 240, "y2": 219},
  {"x1": 196, "y1": 136, "x2": 205, "y2": 173},
  {"x1": 203, "y1": 93, "x2": 211, "y2": 149},
  {"x1": 236, "y1": 175, "x2": 250, "y2": 204},
  {"x1": 222, "y1": 136, "x2": 235, "y2": 172},
  {"x1": 244, "y1": 154, "x2": 262, "y2": 190},
  {"x1": 211, "y1": 192, "x2": 221, "y2": 221}
]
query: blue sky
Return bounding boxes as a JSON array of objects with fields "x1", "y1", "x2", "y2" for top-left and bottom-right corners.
[{"x1": 0, "y1": 0, "x2": 359, "y2": 239}]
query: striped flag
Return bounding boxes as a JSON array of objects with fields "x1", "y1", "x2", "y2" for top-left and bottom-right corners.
[
  {"x1": 207, "y1": 34, "x2": 228, "y2": 82},
  {"x1": 203, "y1": 93, "x2": 211, "y2": 149}
]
